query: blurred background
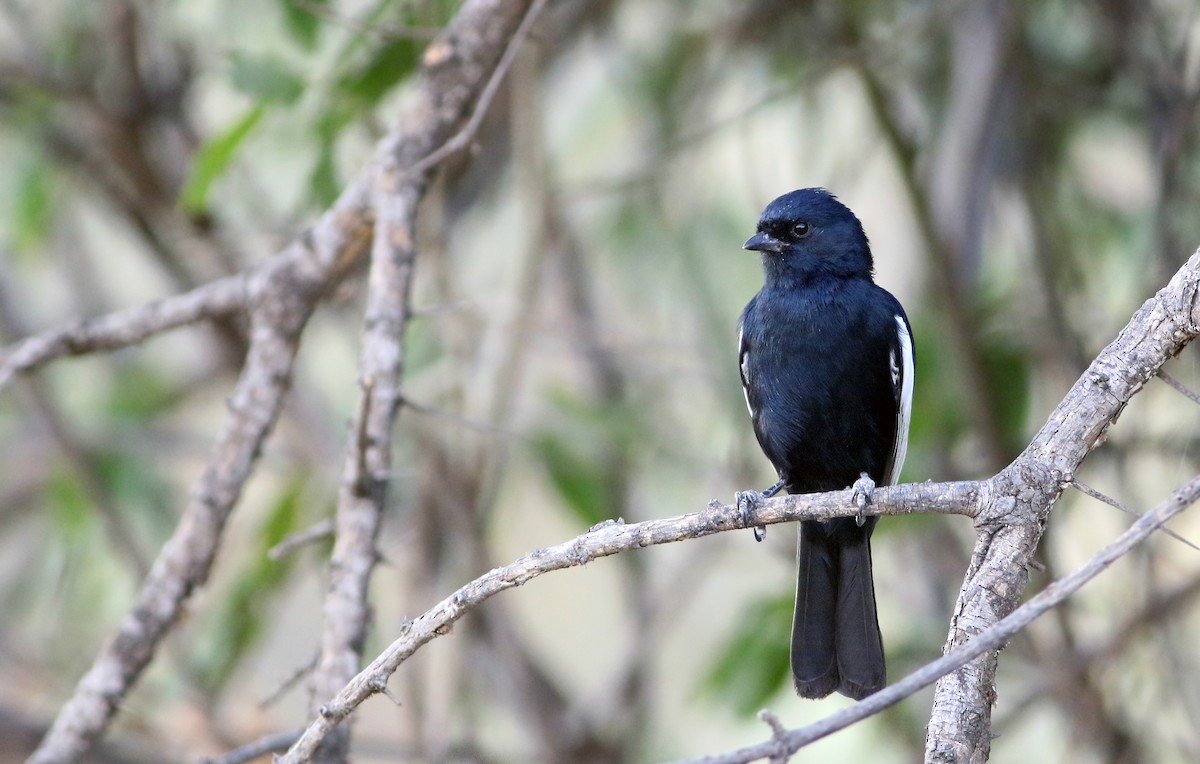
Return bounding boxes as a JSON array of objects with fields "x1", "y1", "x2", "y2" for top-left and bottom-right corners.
[{"x1": 1, "y1": 0, "x2": 1200, "y2": 762}]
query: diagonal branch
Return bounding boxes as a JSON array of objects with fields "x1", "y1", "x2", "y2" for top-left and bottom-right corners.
[
  {"x1": 669, "y1": 473, "x2": 1200, "y2": 764},
  {"x1": 27, "y1": 252, "x2": 326, "y2": 764},
  {"x1": 926, "y1": 249, "x2": 1200, "y2": 761},
  {"x1": 25, "y1": 1, "x2": 539, "y2": 761},
  {"x1": 0, "y1": 272, "x2": 249, "y2": 392}
]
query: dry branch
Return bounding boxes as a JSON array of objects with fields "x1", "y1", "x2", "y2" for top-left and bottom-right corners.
[
  {"x1": 307, "y1": 0, "x2": 542, "y2": 760},
  {"x1": 282, "y1": 251, "x2": 1200, "y2": 763},
  {"x1": 27, "y1": 254, "x2": 325, "y2": 764},
  {"x1": 0, "y1": 273, "x2": 249, "y2": 392},
  {"x1": 671, "y1": 472, "x2": 1200, "y2": 764},
  {"x1": 276, "y1": 480, "x2": 977, "y2": 760},
  {"x1": 24, "y1": 0, "x2": 536, "y2": 761},
  {"x1": 925, "y1": 249, "x2": 1200, "y2": 761}
]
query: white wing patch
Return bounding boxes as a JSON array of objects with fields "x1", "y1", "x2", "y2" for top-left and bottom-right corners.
[
  {"x1": 888, "y1": 315, "x2": 915, "y2": 486},
  {"x1": 738, "y1": 326, "x2": 753, "y2": 417}
]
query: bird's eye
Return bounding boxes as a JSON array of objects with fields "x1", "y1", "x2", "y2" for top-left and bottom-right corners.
[{"x1": 792, "y1": 221, "x2": 811, "y2": 238}]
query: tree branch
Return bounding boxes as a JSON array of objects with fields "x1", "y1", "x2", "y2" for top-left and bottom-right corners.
[
  {"x1": 276, "y1": 480, "x2": 978, "y2": 760},
  {"x1": 25, "y1": 1, "x2": 538, "y2": 761},
  {"x1": 306, "y1": 1, "x2": 543, "y2": 761},
  {"x1": 0, "y1": 272, "x2": 249, "y2": 392},
  {"x1": 669, "y1": 472, "x2": 1200, "y2": 764},
  {"x1": 28, "y1": 251, "x2": 325, "y2": 764},
  {"x1": 926, "y1": 249, "x2": 1200, "y2": 761},
  {"x1": 282, "y1": 250, "x2": 1200, "y2": 762}
]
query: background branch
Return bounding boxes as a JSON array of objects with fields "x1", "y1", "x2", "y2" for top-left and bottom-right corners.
[
  {"x1": 23, "y1": 0, "x2": 536, "y2": 761},
  {"x1": 3, "y1": 2, "x2": 1200, "y2": 762}
]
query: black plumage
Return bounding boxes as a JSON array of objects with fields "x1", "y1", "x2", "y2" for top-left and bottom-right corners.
[{"x1": 737, "y1": 188, "x2": 914, "y2": 700}]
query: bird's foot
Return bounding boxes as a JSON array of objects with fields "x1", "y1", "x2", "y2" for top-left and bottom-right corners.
[
  {"x1": 735, "y1": 491, "x2": 768, "y2": 542},
  {"x1": 736, "y1": 479, "x2": 784, "y2": 542},
  {"x1": 851, "y1": 472, "x2": 875, "y2": 527}
]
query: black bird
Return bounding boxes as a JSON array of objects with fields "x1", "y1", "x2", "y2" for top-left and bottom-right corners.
[{"x1": 736, "y1": 188, "x2": 914, "y2": 700}]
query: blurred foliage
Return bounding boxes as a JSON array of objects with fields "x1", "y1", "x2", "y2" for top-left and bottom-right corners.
[
  {"x1": 702, "y1": 591, "x2": 793, "y2": 716},
  {"x1": 0, "y1": 0, "x2": 1199, "y2": 763},
  {"x1": 190, "y1": 478, "x2": 309, "y2": 691}
]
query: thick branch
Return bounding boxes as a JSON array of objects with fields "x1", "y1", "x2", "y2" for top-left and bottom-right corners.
[
  {"x1": 671, "y1": 472, "x2": 1200, "y2": 764},
  {"x1": 307, "y1": 148, "x2": 424, "y2": 764},
  {"x1": 25, "y1": 1, "x2": 536, "y2": 761},
  {"x1": 27, "y1": 255, "x2": 323, "y2": 764},
  {"x1": 306, "y1": 1, "x2": 540, "y2": 761},
  {"x1": 926, "y1": 250, "x2": 1200, "y2": 761}
]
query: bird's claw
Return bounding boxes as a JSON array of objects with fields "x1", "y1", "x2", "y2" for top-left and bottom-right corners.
[
  {"x1": 851, "y1": 472, "x2": 875, "y2": 527},
  {"x1": 735, "y1": 490, "x2": 767, "y2": 542}
]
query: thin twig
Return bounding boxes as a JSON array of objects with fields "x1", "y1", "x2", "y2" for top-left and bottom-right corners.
[
  {"x1": 260, "y1": 652, "x2": 320, "y2": 709},
  {"x1": 994, "y1": 570, "x2": 1200, "y2": 731},
  {"x1": 403, "y1": 0, "x2": 549, "y2": 178},
  {"x1": 268, "y1": 519, "x2": 335, "y2": 560},
  {"x1": 1158, "y1": 369, "x2": 1200, "y2": 405},
  {"x1": 1069, "y1": 477, "x2": 1200, "y2": 551},
  {"x1": 201, "y1": 729, "x2": 304, "y2": 764}
]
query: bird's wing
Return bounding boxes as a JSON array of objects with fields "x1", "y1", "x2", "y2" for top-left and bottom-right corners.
[
  {"x1": 737, "y1": 324, "x2": 753, "y2": 417},
  {"x1": 884, "y1": 314, "x2": 915, "y2": 486}
]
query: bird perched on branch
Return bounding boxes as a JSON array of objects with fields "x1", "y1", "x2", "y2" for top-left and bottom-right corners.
[{"x1": 736, "y1": 188, "x2": 914, "y2": 700}]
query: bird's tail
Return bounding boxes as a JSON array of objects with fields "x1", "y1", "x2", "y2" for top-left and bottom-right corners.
[{"x1": 792, "y1": 518, "x2": 886, "y2": 700}]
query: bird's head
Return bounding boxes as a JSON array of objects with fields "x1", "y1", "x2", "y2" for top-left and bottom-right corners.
[{"x1": 744, "y1": 188, "x2": 873, "y2": 284}]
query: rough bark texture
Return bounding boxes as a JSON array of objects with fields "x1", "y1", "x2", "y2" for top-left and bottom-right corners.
[
  {"x1": 925, "y1": 251, "x2": 1200, "y2": 762},
  {"x1": 24, "y1": 1, "x2": 533, "y2": 762},
  {"x1": 306, "y1": 2, "x2": 538, "y2": 762}
]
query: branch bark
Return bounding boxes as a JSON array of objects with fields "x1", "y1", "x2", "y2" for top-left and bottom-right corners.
[
  {"x1": 670, "y1": 472, "x2": 1200, "y2": 764},
  {"x1": 25, "y1": 1, "x2": 536, "y2": 761},
  {"x1": 308, "y1": 1, "x2": 541, "y2": 761},
  {"x1": 282, "y1": 251, "x2": 1200, "y2": 763},
  {"x1": 277, "y1": 479, "x2": 977, "y2": 760},
  {"x1": 925, "y1": 249, "x2": 1200, "y2": 761},
  {"x1": 27, "y1": 248, "x2": 326, "y2": 764}
]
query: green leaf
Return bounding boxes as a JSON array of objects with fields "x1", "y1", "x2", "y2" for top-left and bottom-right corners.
[
  {"x1": 229, "y1": 52, "x2": 306, "y2": 104},
  {"x1": 307, "y1": 110, "x2": 351, "y2": 207},
  {"x1": 191, "y1": 478, "x2": 308, "y2": 690},
  {"x1": 980, "y1": 336, "x2": 1031, "y2": 449},
  {"x1": 105, "y1": 363, "x2": 177, "y2": 420},
  {"x1": 45, "y1": 467, "x2": 93, "y2": 542},
  {"x1": 533, "y1": 432, "x2": 613, "y2": 528},
  {"x1": 700, "y1": 592, "x2": 793, "y2": 715},
  {"x1": 531, "y1": 388, "x2": 645, "y2": 528},
  {"x1": 12, "y1": 159, "x2": 54, "y2": 247},
  {"x1": 281, "y1": 0, "x2": 327, "y2": 51},
  {"x1": 338, "y1": 36, "x2": 421, "y2": 105},
  {"x1": 180, "y1": 104, "x2": 265, "y2": 213}
]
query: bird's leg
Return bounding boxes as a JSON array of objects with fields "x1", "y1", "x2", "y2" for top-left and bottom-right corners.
[
  {"x1": 736, "y1": 478, "x2": 785, "y2": 542},
  {"x1": 851, "y1": 472, "x2": 875, "y2": 527}
]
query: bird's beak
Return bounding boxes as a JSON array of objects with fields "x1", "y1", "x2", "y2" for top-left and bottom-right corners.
[{"x1": 743, "y1": 231, "x2": 785, "y2": 253}]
